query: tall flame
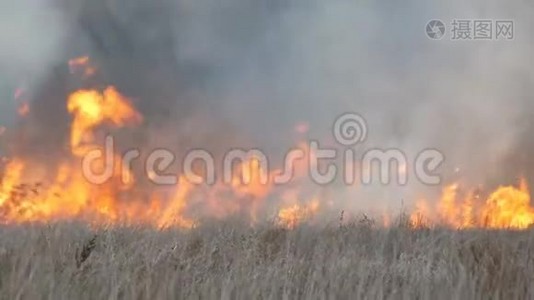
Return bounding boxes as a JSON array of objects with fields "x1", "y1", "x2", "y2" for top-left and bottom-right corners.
[
  {"x1": 481, "y1": 179, "x2": 534, "y2": 229},
  {"x1": 67, "y1": 87, "x2": 142, "y2": 156},
  {"x1": 410, "y1": 179, "x2": 534, "y2": 229}
]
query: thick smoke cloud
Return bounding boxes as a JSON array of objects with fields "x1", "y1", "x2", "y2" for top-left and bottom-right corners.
[
  {"x1": 0, "y1": 1, "x2": 68, "y2": 126},
  {"x1": 1, "y1": 0, "x2": 533, "y2": 213}
]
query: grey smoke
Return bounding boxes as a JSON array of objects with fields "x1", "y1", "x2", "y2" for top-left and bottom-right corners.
[{"x1": 0, "y1": 0, "x2": 533, "y2": 214}]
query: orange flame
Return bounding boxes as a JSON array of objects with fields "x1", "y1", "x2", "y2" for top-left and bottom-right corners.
[
  {"x1": 0, "y1": 159, "x2": 25, "y2": 207},
  {"x1": 481, "y1": 179, "x2": 534, "y2": 229},
  {"x1": 2, "y1": 57, "x2": 533, "y2": 231},
  {"x1": 69, "y1": 56, "x2": 97, "y2": 78},
  {"x1": 0, "y1": 85, "x2": 148, "y2": 224},
  {"x1": 278, "y1": 199, "x2": 320, "y2": 229},
  {"x1": 410, "y1": 179, "x2": 534, "y2": 229},
  {"x1": 67, "y1": 86, "x2": 142, "y2": 156},
  {"x1": 0, "y1": 80, "x2": 319, "y2": 228}
]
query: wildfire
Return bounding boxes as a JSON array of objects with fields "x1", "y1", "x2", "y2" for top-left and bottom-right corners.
[
  {"x1": 3, "y1": 81, "x2": 136, "y2": 222},
  {"x1": 0, "y1": 85, "x2": 146, "y2": 223},
  {"x1": 230, "y1": 156, "x2": 272, "y2": 199},
  {"x1": 0, "y1": 55, "x2": 532, "y2": 231},
  {"x1": 410, "y1": 179, "x2": 534, "y2": 230},
  {"x1": 68, "y1": 56, "x2": 97, "y2": 77},
  {"x1": 67, "y1": 86, "x2": 142, "y2": 155},
  {"x1": 157, "y1": 176, "x2": 195, "y2": 229},
  {"x1": 481, "y1": 180, "x2": 534, "y2": 229},
  {"x1": 0, "y1": 159, "x2": 25, "y2": 207},
  {"x1": 0, "y1": 56, "x2": 318, "y2": 228},
  {"x1": 278, "y1": 199, "x2": 320, "y2": 229}
]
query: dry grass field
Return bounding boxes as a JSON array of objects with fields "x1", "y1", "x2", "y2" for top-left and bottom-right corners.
[{"x1": 0, "y1": 217, "x2": 533, "y2": 299}]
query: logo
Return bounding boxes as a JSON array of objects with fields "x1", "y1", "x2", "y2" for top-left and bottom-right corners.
[{"x1": 426, "y1": 20, "x2": 446, "y2": 40}]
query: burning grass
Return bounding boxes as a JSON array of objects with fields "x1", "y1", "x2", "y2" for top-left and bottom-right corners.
[
  {"x1": 0, "y1": 217, "x2": 533, "y2": 299},
  {"x1": 1, "y1": 54, "x2": 534, "y2": 298},
  {"x1": 2, "y1": 56, "x2": 534, "y2": 231}
]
